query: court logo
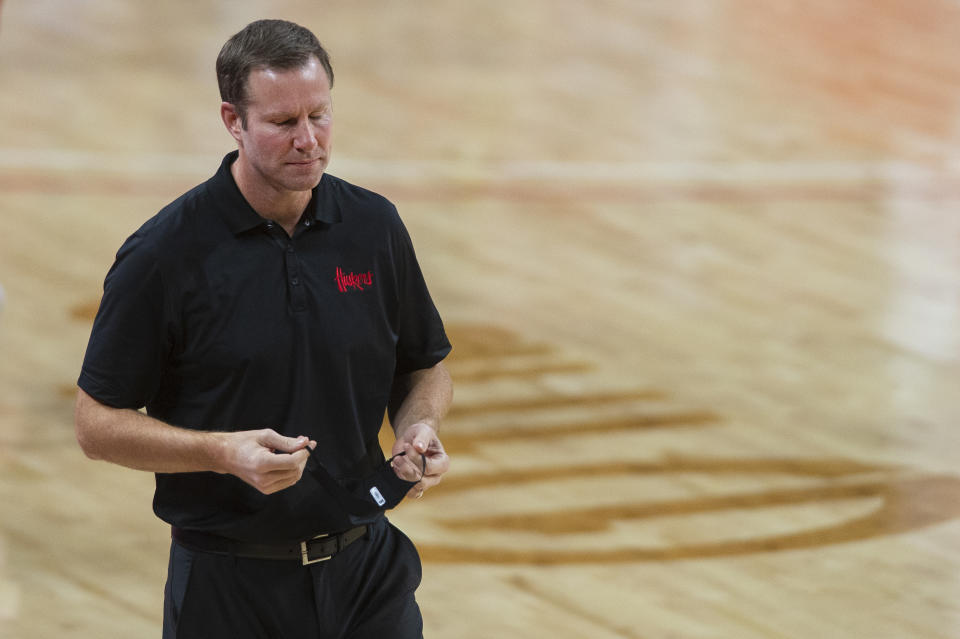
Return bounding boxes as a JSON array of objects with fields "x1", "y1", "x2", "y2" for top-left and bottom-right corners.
[
  {"x1": 335, "y1": 267, "x2": 373, "y2": 293},
  {"x1": 397, "y1": 323, "x2": 960, "y2": 565}
]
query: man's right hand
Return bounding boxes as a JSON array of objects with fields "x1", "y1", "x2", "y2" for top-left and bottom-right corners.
[
  {"x1": 218, "y1": 429, "x2": 315, "y2": 495},
  {"x1": 75, "y1": 389, "x2": 315, "y2": 495}
]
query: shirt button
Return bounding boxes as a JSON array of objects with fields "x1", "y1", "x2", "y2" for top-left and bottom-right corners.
[
  {"x1": 304, "y1": 220, "x2": 312, "y2": 227},
  {"x1": 291, "y1": 278, "x2": 299, "y2": 286}
]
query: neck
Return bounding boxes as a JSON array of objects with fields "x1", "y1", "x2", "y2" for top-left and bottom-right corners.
[{"x1": 230, "y1": 157, "x2": 312, "y2": 236}]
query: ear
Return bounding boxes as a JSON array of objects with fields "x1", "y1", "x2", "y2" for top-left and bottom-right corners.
[{"x1": 220, "y1": 102, "x2": 243, "y2": 142}]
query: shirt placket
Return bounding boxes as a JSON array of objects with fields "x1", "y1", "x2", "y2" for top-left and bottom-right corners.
[{"x1": 265, "y1": 221, "x2": 309, "y2": 313}]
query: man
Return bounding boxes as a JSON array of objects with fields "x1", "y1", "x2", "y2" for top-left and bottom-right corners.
[{"x1": 75, "y1": 19, "x2": 452, "y2": 639}]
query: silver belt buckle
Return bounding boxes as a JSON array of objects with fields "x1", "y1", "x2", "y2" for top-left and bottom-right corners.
[{"x1": 300, "y1": 533, "x2": 333, "y2": 565}]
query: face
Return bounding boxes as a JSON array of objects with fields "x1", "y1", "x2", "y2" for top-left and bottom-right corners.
[{"x1": 222, "y1": 56, "x2": 333, "y2": 197}]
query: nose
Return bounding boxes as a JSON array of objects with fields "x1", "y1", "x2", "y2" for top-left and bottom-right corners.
[{"x1": 292, "y1": 119, "x2": 319, "y2": 152}]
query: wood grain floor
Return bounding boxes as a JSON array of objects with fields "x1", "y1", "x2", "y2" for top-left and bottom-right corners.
[{"x1": 2, "y1": 1, "x2": 960, "y2": 637}]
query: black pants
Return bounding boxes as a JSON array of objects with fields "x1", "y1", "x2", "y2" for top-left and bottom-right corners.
[{"x1": 162, "y1": 517, "x2": 423, "y2": 639}]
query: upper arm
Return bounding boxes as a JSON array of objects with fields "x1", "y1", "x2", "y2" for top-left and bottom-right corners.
[
  {"x1": 78, "y1": 233, "x2": 172, "y2": 410},
  {"x1": 388, "y1": 215, "x2": 451, "y2": 376}
]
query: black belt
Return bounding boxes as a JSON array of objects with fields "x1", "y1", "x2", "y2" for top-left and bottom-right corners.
[{"x1": 172, "y1": 525, "x2": 368, "y2": 566}]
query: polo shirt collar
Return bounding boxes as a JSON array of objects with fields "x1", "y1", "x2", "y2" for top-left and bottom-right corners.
[{"x1": 210, "y1": 151, "x2": 343, "y2": 235}]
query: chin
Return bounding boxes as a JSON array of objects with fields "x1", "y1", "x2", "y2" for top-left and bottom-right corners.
[
  {"x1": 282, "y1": 166, "x2": 325, "y2": 190},
  {"x1": 285, "y1": 178, "x2": 323, "y2": 193}
]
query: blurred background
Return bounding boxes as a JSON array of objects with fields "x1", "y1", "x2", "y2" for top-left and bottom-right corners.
[{"x1": 1, "y1": 1, "x2": 960, "y2": 637}]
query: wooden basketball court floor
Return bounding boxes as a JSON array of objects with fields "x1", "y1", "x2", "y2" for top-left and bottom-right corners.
[{"x1": 1, "y1": 1, "x2": 960, "y2": 637}]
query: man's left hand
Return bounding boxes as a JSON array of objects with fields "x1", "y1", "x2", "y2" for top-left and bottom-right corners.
[{"x1": 390, "y1": 422, "x2": 450, "y2": 499}]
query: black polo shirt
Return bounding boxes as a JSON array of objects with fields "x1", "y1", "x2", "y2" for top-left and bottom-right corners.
[{"x1": 79, "y1": 151, "x2": 450, "y2": 542}]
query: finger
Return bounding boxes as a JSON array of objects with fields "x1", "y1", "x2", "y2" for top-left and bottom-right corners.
[
  {"x1": 402, "y1": 461, "x2": 446, "y2": 498},
  {"x1": 418, "y1": 472, "x2": 444, "y2": 490},
  {"x1": 259, "y1": 430, "x2": 310, "y2": 454},
  {"x1": 256, "y1": 444, "x2": 311, "y2": 473},
  {"x1": 390, "y1": 437, "x2": 409, "y2": 458},
  {"x1": 249, "y1": 467, "x2": 302, "y2": 494},
  {"x1": 397, "y1": 423, "x2": 433, "y2": 453},
  {"x1": 391, "y1": 452, "x2": 424, "y2": 482},
  {"x1": 406, "y1": 483, "x2": 425, "y2": 499},
  {"x1": 289, "y1": 447, "x2": 311, "y2": 468},
  {"x1": 261, "y1": 453, "x2": 313, "y2": 491},
  {"x1": 421, "y1": 448, "x2": 450, "y2": 478}
]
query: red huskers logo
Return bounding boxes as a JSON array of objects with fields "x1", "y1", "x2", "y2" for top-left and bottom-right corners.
[{"x1": 335, "y1": 267, "x2": 374, "y2": 292}]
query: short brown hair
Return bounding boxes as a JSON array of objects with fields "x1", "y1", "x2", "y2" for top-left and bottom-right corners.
[{"x1": 216, "y1": 19, "x2": 334, "y2": 124}]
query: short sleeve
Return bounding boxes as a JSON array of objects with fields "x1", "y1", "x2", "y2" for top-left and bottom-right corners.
[
  {"x1": 77, "y1": 233, "x2": 173, "y2": 409},
  {"x1": 391, "y1": 220, "x2": 451, "y2": 375}
]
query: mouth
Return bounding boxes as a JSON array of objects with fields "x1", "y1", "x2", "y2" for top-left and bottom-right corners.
[{"x1": 288, "y1": 158, "x2": 323, "y2": 166}]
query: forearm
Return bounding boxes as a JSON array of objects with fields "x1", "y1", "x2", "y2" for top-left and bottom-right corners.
[
  {"x1": 75, "y1": 388, "x2": 314, "y2": 494},
  {"x1": 388, "y1": 362, "x2": 453, "y2": 438},
  {"x1": 388, "y1": 362, "x2": 453, "y2": 495},
  {"x1": 74, "y1": 387, "x2": 229, "y2": 474}
]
